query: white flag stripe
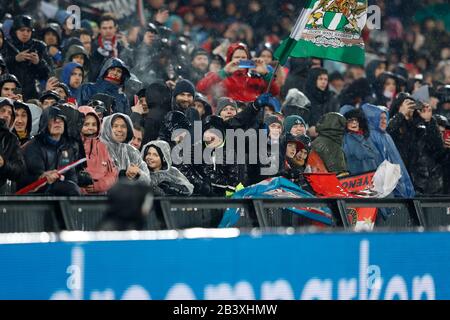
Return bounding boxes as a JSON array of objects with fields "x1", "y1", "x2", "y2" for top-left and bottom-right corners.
[
  {"x1": 328, "y1": 13, "x2": 343, "y2": 30},
  {"x1": 290, "y1": 8, "x2": 313, "y2": 40}
]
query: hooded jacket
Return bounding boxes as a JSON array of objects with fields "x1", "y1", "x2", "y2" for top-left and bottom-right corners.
[
  {"x1": 100, "y1": 113, "x2": 150, "y2": 185},
  {"x1": 311, "y1": 112, "x2": 347, "y2": 174},
  {"x1": 387, "y1": 109, "x2": 446, "y2": 195},
  {"x1": 12, "y1": 101, "x2": 33, "y2": 146},
  {"x1": 132, "y1": 81, "x2": 173, "y2": 145},
  {"x1": 141, "y1": 140, "x2": 194, "y2": 196},
  {"x1": 20, "y1": 107, "x2": 82, "y2": 191},
  {"x1": 60, "y1": 62, "x2": 84, "y2": 102},
  {"x1": 342, "y1": 108, "x2": 379, "y2": 175},
  {"x1": 361, "y1": 103, "x2": 415, "y2": 198},
  {"x1": 196, "y1": 42, "x2": 280, "y2": 103},
  {"x1": 59, "y1": 44, "x2": 90, "y2": 82},
  {"x1": 0, "y1": 110, "x2": 26, "y2": 190},
  {"x1": 3, "y1": 27, "x2": 52, "y2": 99},
  {"x1": 80, "y1": 58, "x2": 131, "y2": 114},
  {"x1": 79, "y1": 106, "x2": 118, "y2": 194},
  {"x1": 304, "y1": 68, "x2": 339, "y2": 126}
]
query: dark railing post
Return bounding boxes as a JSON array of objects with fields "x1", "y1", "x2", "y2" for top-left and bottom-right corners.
[
  {"x1": 252, "y1": 200, "x2": 267, "y2": 228},
  {"x1": 159, "y1": 200, "x2": 174, "y2": 229},
  {"x1": 335, "y1": 200, "x2": 350, "y2": 229}
]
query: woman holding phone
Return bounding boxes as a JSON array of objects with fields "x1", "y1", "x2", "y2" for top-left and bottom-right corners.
[{"x1": 197, "y1": 42, "x2": 280, "y2": 103}]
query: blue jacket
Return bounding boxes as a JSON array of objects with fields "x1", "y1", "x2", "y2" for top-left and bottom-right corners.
[
  {"x1": 61, "y1": 62, "x2": 83, "y2": 103},
  {"x1": 361, "y1": 103, "x2": 415, "y2": 198},
  {"x1": 80, "y1": 58, "x2": 131, "y2": 114}
]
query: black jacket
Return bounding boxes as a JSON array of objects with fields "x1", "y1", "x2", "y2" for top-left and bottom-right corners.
[
  {"x1": 0, "y1": 120, "x2": 26, "y2": 189},
  {"x1": 3, "y1": 36, "x2": 52, "y2": 99},
  {"x1": 388, "y1": 112, "x2": 447, "y2": 195},
  {"x1": 304, "y1": 69, "x2": 340, "y2": 126},
  {"x1": 19, "y1": 114, "x2": 82, "y2": 191}
]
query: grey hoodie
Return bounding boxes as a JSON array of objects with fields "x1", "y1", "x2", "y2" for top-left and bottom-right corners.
[
  {"x1": 100, "y1": 113, "x2": 150, "y2": 185},
  {"x1": 141, "y1": 140, "x2": 194, "y2": 196}
]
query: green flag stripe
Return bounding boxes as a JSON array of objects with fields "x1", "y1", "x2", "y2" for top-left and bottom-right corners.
[{"x1": 289, "y1": 38, "x2": 365, "y2": 65}]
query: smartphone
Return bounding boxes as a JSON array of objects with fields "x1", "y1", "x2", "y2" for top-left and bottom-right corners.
[
  {"x1": 13, "y1": 87, "x2": 22, "y2": 95},
  {"x1": 238, "y1": 60, "x2": 256, "y2": 69},
  {"x1": 444, "y1": 129, "x2": 450, "y2": 141}
]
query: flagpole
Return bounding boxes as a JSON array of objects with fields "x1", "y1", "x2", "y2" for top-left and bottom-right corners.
[{"x1": 265, "y1": 61, "x2": 280, "y2": 94}]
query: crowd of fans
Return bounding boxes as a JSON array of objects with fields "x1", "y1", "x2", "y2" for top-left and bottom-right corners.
[{"x1": 0, "y1": 0, "x2": 448, "y2": 199}]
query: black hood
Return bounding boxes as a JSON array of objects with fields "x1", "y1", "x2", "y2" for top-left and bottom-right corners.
[
  {"x1": 38, "y1": 106, "x2": 68, "y2": 138},
  {"x1": 305, "y1": 68, "x2": 330, "y2": 104},
  {"x1": 145, "y1": 81, "x2": 172, "y2": 110},
  {"x1": 12, "y1": 101, "x2": 32, "y2": 137},
  {"x1": 366, "y1": 59, "x2": 386, "y2": 85}
]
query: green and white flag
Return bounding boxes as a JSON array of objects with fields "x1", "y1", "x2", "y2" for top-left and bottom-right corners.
[{"x1": 274, "y1": 0, "x2": 367, "y2": 66}]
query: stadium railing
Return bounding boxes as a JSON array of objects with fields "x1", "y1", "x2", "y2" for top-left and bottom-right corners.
[{"x1": 0, "y1": 197, "x2": 449, "y2": 233}]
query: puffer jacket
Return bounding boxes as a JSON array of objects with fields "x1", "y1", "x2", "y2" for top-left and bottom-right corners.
[
  {"x1": 142, "y1": 140, "x2": 194, "y2": 196},
  {"x1": 79, "y1": 106, "x2": 118, "y2": 194},
  {"x1": 80, "y1": 58, "x2": 131, "y2": 114},
  {"x1": 197, "y1": 43, "x2": 280, "y2": 103},
  {"x1": 311, "y1": 112, "x2": 347, "y2": 174}
]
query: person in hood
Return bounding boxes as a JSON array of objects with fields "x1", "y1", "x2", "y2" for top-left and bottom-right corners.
[
  {"x1": 304, "y1": 68, "x2": 340, "y2": 137},
  {"x1": 130, "y1": 81, "x2": 172, "y2": 145},
  {"x1": 197, "y1": 42, "x2": 280, "y2": 103},
  {"x1": 60, "y1": 62, "x2": 84, "y2": 102},
  {"x1": 366, "y1": 59, "x2": 387, "y2": 87},
  {"x1": 342, "y1": 108, "x2": 379, "y2": 175},
  {"x1": 80, "y1": 57, "x2": 131, "y2": 114},
  {"x1": 361, "y1": 103, "x2": 415, "y2": 198},
  {"x1": 0, "y1": 74, "x2": 22, "y2": 100},
  {"x1": 20, "y1": 106, "x2": 83, "y2": 195},
  {"x1": 373, "y1": 72, "x2": 398, "y2": 109},
  {"x1": 55, "y1": 44, "x2": 90, "y2": 82},
  {"x1": 200, "y1": 115, "x2": 240, "y2": 196},
  {"x1": 12, "y1": 100, "x2": 32, "y2": 146},
  {"x1": 78, "y1": 106, "x2": 118, "y2": 194},
  {"x1": 310, "y1": 112, "x2": 348, "y2": 175},
  {"x1": 282, "y1": 88, "x2": 311, "y2": 119},
  {"x1": 100, "y1": 113, "x2": 150, "y2": 185},
  {"x1": 194, "y1": 92, "x2": 212, "y2": 122},
  {"x1": 39, "y1": 90, "x2": 61, "y2": 110},
  {"x1": 41, "y1": 23, "x2": 63, "y2": 68},
  {"x1": 387, "y1": 95, "x2": 446, "y2": 195},
  {"x1": 3, "y1": 15, "x2": 52, "y2": 100},
  {"x1": 142, "y1": 140, "x2": 194, "y2": 196},
  {"x1": 0, "y1": 98, "x2": 26, "y2": 193}
]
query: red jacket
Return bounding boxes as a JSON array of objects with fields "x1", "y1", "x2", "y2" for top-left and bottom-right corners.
[
  {"x1": 196, "y1": 43, "x2": 280, "y2": 103},
  {"x1": 79, "y1": 106, "x2": 118, "y2": 194}
]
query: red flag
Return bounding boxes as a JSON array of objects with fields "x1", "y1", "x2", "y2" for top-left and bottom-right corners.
[{"x1": 304, "y1": 173, "x2": 377, "y2": 230}]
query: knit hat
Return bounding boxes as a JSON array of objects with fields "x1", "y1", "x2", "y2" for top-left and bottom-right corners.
[
  {"x1": 191, "y1": 48, "x2": 209, "y2": 60},
  {"x1": 283, "y1": 115, "x2": 307, "y2": 135},
  {"x1": 264, "y1": 115, "x2": 283, "y2": 127},
  {"x1": 173, "y1": 79, "x2": 196, "y2": 98},
  {"x1": 215, "y1": 97, "x2": 237, "y2": 116}
]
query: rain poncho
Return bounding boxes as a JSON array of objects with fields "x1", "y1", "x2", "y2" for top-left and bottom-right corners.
[
  {"x1": 100, "y1": 113, "x2": 150, "y2": 185},
  {"x1": 311, "y1": 112, "x2": 347, "y2": 174},
  {"x1": 361, "y1": 103, "x2": 415, "y2": 198},
  {"x1": 141, "y1": 140, "x2": 194, "y2": 196}
]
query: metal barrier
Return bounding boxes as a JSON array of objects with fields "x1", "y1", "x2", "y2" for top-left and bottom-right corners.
[{"x1": 0, "y1": 196, "x2": 449, "y2": 233}]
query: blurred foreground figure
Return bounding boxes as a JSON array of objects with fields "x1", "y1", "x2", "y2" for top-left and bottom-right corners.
[{"x1": 97, "y1": 180, "x2": 153, "y2": 231}]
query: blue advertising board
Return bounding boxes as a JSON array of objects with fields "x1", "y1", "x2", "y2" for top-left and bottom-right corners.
[{"x1": 0, "y1": 232, "x2": 449, "y2": 300}]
